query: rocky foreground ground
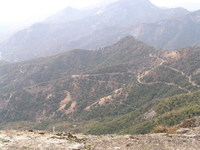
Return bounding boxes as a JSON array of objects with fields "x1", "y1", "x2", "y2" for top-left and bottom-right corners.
[{"x1": 0, "y1": 127, "x2": 199, "y2": 150}]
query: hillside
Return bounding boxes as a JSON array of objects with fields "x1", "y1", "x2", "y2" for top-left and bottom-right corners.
[
  {"x1": 0, "y1": 37, "x2": 158, "y2": 122},
  {"x1": 87, "y1": 90, "x2": 200, "y2": 135},
  {"x1": 0, "y1": 36, "x2": 200, "y2": 134},
  {"x1": 0, "y1": 0, "x2": 189, "y2": 61}
]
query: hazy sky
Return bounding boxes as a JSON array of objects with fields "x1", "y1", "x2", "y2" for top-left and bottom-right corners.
[
  {"x1": 0, "y1": 0, "x2": 199, "y2": 26},
  {"x1": 0, "y1": 0, "x2": 111, "y2": 25}
]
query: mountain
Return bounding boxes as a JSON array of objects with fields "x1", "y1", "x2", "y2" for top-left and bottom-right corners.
[
  {"x1": 76, "y1": 9, "x2": 200, "y2": 51},
  {"x1": 0, "y1": 36, "x2": 199, "y2": 134},
  {"x1": 92, "y1": 0, "x2": 188, "y2": 26},
  {"x1": 0, "y1": 0, "x2": 189, "y2": 61},
  {"x1": 71, "y1": 10, "x2": 200, "y2": 51},
  {"x1": 131, "y1": 10, "x2": 200, "y2": 50}
]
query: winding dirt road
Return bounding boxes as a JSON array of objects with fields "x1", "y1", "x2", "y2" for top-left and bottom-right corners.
[{"x1": 137, "y1": 53, "x2": 200, "y2": 93}]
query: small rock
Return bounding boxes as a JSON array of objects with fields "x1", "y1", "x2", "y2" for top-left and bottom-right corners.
[
  {"x1": 67, "y1": 133, "x2": 74, "y2": 138},
  {"x1": 55, "y1": 133, "x2": 63, "y2": 136},
  {"x1": 130, "y1": 136, "x2": 139, "y2": 140},
  {"x1": 176, "y1": 128, "x2": 191, "y2": 134},
  {"x1": 114, "y1": 147, "x2": 121, "y2": 150},
  {"x1": 38, "y1": 132, "x2": 45, "y2": 135},
  {"x1": 0, "y1": 138, "x2": 10, "y2": 143},
  {"x1": 184, "y1": 135, "x2": 199, "y2": 139},
  {"x1": 126, "y1": 143, "x2": 133, "y2": 147},
  {"x1": 27, "y1": 130, "x2": 34, "y2": 132}
]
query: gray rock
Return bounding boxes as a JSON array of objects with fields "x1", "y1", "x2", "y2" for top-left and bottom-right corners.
[{"x1": 176, "y1": 128, "x2": 191, "y2": 134}]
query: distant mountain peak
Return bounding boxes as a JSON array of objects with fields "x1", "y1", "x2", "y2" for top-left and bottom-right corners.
[
  {"x1": 117, "y1": 0, "x2": 151, "y2": 3},
  {"x1": 114, "y1": 35, "x2": 152, "y2": 47},
  {"x1": 115, "y1": 36, "x2": 137, "y2": 44},
  {"x1": 115, "y1": 0, "x2": 155, "y2": 6}
]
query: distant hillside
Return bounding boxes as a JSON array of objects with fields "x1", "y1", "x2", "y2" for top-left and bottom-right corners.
[
  {"x1": 0, "y1": 0, "x2": 189, "y2": 61},
  {"x1": 0, "y1": 36, "x2": 200, "y2": 134},
  {"x1": 131, "y1": 10, "x2": 200, "y2": 50},
  {"x1": 0, "y1": 37, "x2": 158, "y2": 121}
]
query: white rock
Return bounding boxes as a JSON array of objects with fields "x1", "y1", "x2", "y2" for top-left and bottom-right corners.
[
  {"x1": 124, "y1": 135, "x2": 131, "y2": 139},
  {"x1": 68, "y1": 144, "x2": 84, "y2": 150}
]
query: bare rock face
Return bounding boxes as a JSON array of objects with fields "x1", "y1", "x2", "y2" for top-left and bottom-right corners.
[{"x1": 143, "y1": 109, "x2": 157, "y2": 120}]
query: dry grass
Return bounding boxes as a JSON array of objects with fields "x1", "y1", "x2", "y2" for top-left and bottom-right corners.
[{"x1": 151, "y1": 125, "x2": 178, "y2": 134}]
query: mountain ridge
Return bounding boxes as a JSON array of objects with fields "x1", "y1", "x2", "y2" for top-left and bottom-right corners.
[{"x1": 0, "y1": 0, "x2": 190, "y2": 61}]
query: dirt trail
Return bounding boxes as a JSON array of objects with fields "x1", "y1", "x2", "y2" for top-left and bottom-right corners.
[
  {"x1": 137, "y1": 54, "x2": 166, "y2": 85},
  {"x1": 71, "y1": 72, "x2": 128, "y2": 78},
  {"x1": 137, "y1": 54, "x2": 200, "y2": 93},
  {"x1": 165, "y1": 66, "x2": 200, "y2": 88}
]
